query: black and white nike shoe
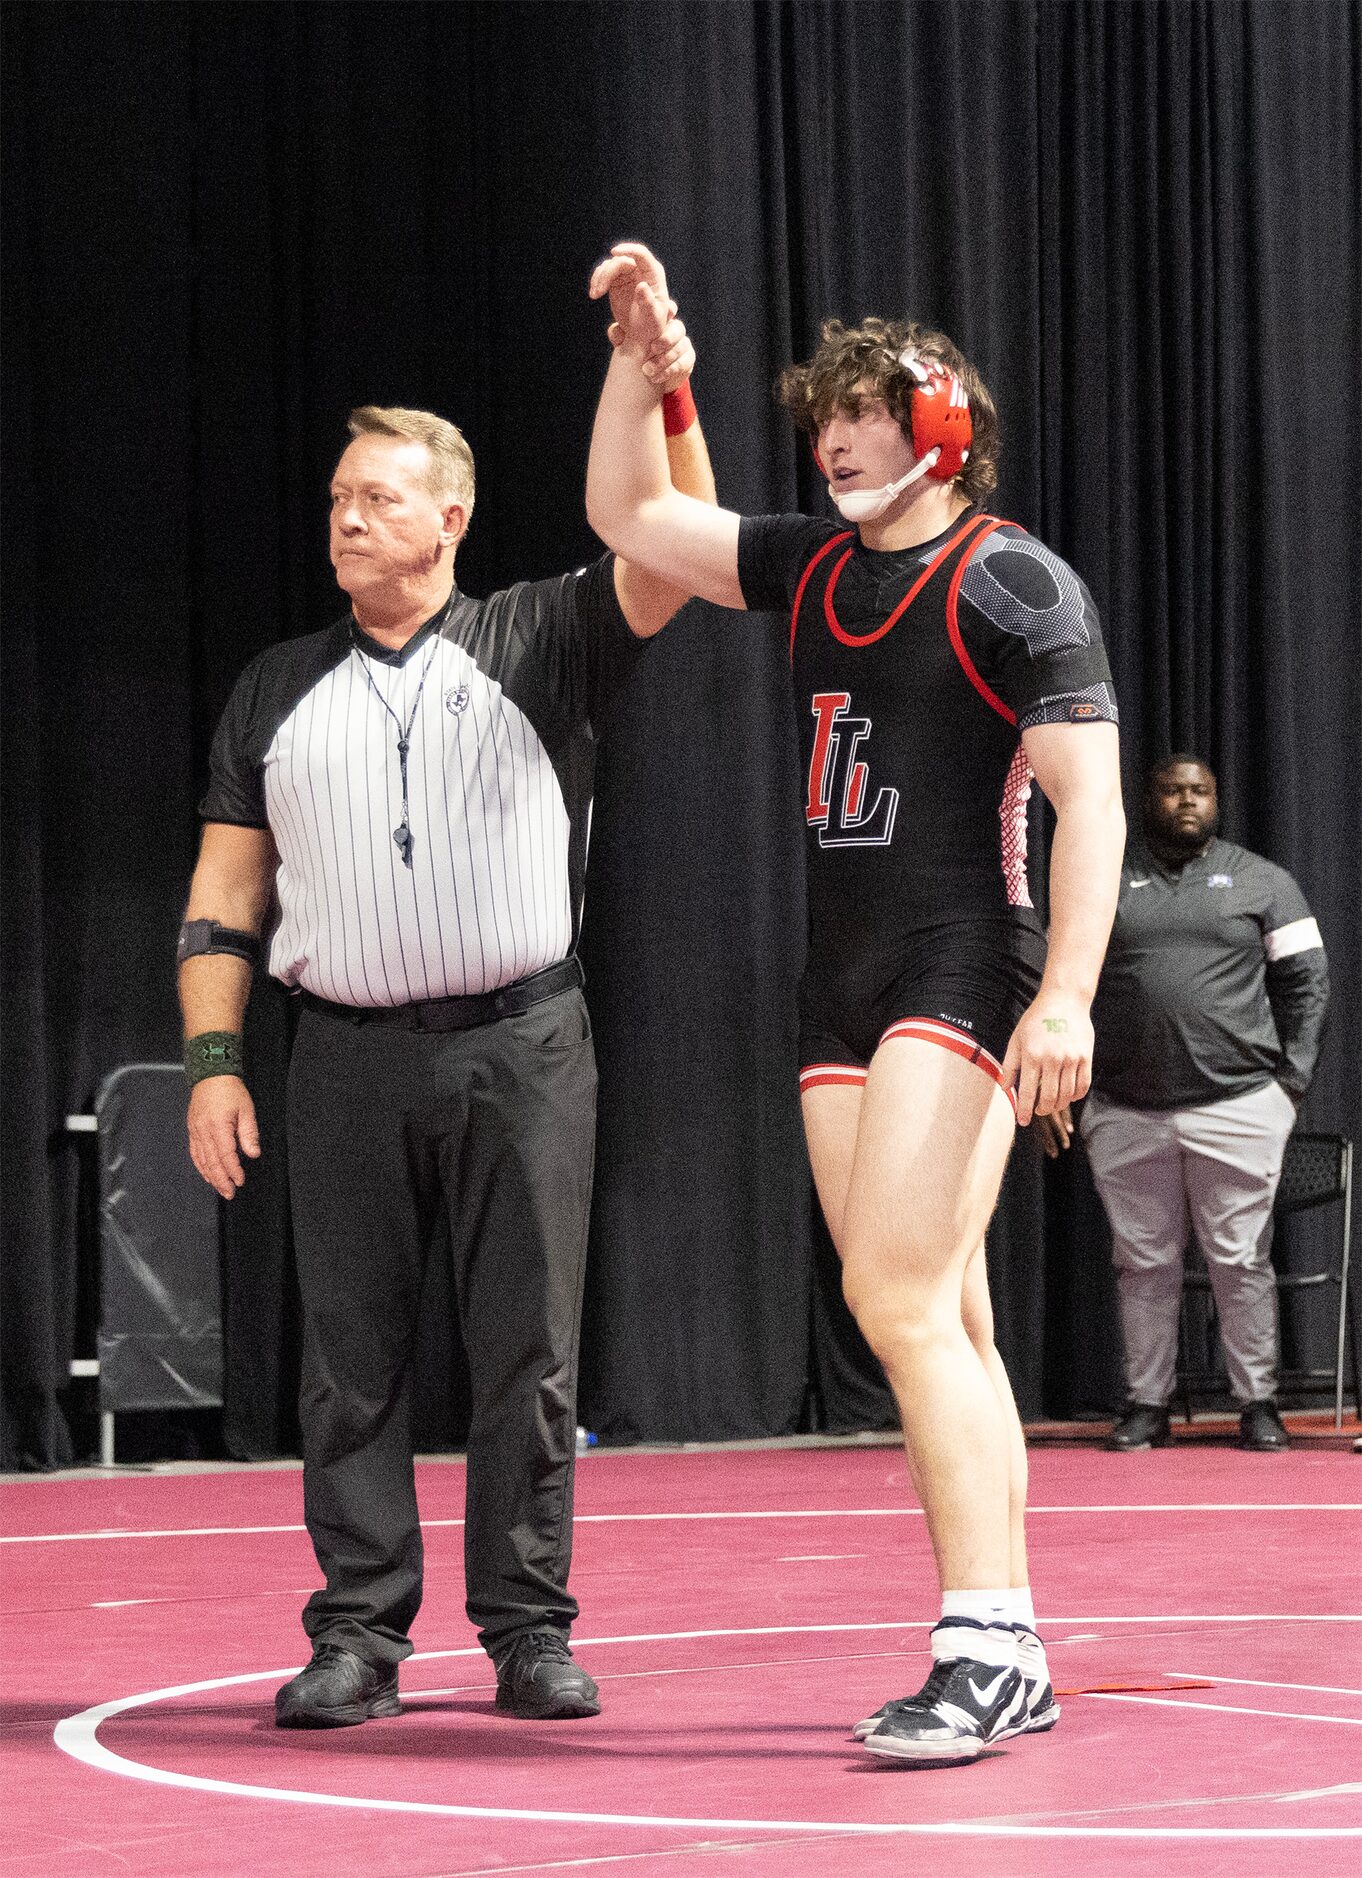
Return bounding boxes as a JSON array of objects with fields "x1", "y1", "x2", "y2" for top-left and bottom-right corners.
[
  {"x1": 853, "y1": 1669, "x2": 1056, "y2": 1743},
  {"x1": 852, "y1": 1616, "x2": 1014, "y2": 1742},
  {"x1": 861, "y1": 1657, "x2": 1027, "y2": 1764},
  {"x1": 994, "y1": 1625, "x2": 1060, "y2": 1738}
]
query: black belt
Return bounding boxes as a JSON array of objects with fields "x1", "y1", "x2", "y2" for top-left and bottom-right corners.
[{"x1": 298, "y1": 958, "x2": 584, "y2": 1032}]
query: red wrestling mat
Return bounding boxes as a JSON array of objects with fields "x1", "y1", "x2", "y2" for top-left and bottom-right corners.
[{"x1": 3, "y1": 1442, "x2": 1360, "y2": 1878}]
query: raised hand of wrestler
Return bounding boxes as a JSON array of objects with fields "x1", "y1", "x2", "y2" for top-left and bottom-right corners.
[
  {"x1": 1001, "y1": 990, "x2": 1094, "y2": 1129},
  {"x1": 589, "y1": 241, "x2": 692, "y2": 392}
]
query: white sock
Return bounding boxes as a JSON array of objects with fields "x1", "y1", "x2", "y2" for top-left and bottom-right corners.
[
  {"x1": 940, "y1": 1588, "x2": 1014, "y2": 1626},
  {"x1": 1009, "y1": 1588, "x2": 1036, "y2": 1629},
  {"x1": 934, "y1": 1591, "x2": 1017, "y2": 1668}
]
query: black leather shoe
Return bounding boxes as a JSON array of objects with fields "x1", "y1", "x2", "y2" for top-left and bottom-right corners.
[
  {"x1": 1107, "y1": 1403, "x2": 1172, "y2": 1451},
  {"x1": 1239, "y1": 1399, "x2": 1290, "y2": 1450},
  {"x1": 275, "y1": 1643, "x2": 401, "y2": 1728},
  {"x1": 494, "y1": 1629, "x2": 600, "y2": 1719}
]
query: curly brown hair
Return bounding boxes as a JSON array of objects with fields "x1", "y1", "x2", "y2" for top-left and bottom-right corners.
[{"x1": 777, "y1": 317, "x2": 999, "y2": 504}]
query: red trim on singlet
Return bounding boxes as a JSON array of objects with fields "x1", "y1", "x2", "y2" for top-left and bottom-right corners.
[
  {"x1": 799, "y1": 1062, "x2": 869, "y2": 1093},
  {"x1": 820, "y1": 511, "x2": 993, "y2": 649},
  {"x1": 789, "y1": 531, "x2": 854, "y2": 662},
  {"x1": 944, "y1": 519, "x2": 1015, "y2": 724},
  {"x1": 879, "y1": 1017, "x2": 1018, "y2": 1111}
]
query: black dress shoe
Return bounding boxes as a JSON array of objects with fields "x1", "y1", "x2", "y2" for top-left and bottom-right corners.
[
  {"x1": 1107, "y1": 1403, "x2": 1172, "y2": 1451},
  {"x1": 494, "y1": 1629, "x2": 600, "y2": 1719},
  {"x1": 1239, "y1": 1399, "x2": 1290, "y2": 1450},
  {"x1": 275, "y1": 1642, "x2": 401, "y2": 1728}
]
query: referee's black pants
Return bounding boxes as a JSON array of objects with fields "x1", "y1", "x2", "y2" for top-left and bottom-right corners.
[{"x1": 285, "y1": 986, "x2": 597, "y2": 1667}]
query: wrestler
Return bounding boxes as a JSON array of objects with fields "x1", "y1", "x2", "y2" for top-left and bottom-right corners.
[{"x1": 586, "y1": 244, "x2": 1124, "y2": 1764}]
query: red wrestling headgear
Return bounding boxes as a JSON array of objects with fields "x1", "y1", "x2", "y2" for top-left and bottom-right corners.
[{"x1": 903, "y1": 354, "x2": 972, "y2": 482}]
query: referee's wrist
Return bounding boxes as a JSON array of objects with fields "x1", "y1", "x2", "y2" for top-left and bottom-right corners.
[{"x1": 184, "y1": 1031, "x2": 245, "y2": 1086}]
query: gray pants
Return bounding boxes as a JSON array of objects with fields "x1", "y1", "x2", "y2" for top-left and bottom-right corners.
[{"x1": 1080, "y1": 1081, "x2": 1297, "y2": 1406}]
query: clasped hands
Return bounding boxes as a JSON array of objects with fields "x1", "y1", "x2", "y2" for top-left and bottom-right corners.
[{"x1": 589, "y1": 241, "x2": 693, "y2": 394}]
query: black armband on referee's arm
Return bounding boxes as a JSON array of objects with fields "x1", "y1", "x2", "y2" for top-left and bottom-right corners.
[
  {"x1": 177, "y1": 918, "x2": 262, "y2": 969},
  {"x1": 185, "y1": 1031, "x2": 245, "y2": 1086}
]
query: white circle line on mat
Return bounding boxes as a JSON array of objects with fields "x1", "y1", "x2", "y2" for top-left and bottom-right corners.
[
  {"x1": 51, "y1": 1622, "x2": 1362, "y2": 1841},
  {"x1": 7, "y1": 1503, "x2": 1360, "y2": 1544}
]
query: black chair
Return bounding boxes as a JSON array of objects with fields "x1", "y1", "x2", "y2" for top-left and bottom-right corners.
[{"x1": 1177, "y1": 1132, "x2": 1357, "y2": 1428}]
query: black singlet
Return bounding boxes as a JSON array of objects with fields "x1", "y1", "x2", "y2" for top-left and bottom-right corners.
[{"x1": 738, "y1": 506, "x2": 1118, "y2": 1003}]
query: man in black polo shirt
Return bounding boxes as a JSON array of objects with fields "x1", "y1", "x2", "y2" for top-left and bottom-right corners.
[
  {"x1": 1039, "y1": 755, "x2": 1329, "y2": 1451},
  {"x1": 178, "y1": 321, "x2": 714, "y2": 1726}
]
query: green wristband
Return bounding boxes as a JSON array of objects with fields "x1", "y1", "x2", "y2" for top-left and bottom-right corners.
[{"x1": 184, "y1": 1031, "x2": 245, "y2": 1086}]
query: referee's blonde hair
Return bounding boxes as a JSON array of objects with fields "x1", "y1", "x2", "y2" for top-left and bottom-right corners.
[{"x1": 347, "y1": 405, "x2": 476, "y2": 530}]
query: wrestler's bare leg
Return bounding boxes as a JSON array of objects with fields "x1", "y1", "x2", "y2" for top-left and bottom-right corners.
[
  {"x1": 804, "y1": 1041, "x2": 1048, "y2": 1758},
  {"x1": 960, "y1": 1241, "x2": 1029, "y2": 1588},
  {"x1": 805, "y1": 1039, "x2": 1015, "y2": 1586},
  {"x1": 806, "y1": 1089, "x2": 1028, "y2": 1585}
]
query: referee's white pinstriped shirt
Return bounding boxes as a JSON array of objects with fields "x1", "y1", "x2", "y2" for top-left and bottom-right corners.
[{"x1": 201, "y1": 558, "x2": 642, "y2": 1004}]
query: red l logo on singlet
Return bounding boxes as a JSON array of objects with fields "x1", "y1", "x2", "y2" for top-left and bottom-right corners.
[{"x1": 806, "y1": 693, "x2": 899, "y2": 847}]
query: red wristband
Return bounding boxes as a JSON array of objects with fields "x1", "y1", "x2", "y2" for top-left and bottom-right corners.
[{"x1": 662, "y1": 381, "x2": 697, "y2": 436}]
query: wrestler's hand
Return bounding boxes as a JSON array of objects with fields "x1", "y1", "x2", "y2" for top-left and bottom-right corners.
[
  {"x1": 590, "y1": 241, "x2": 673, "y2": 355},
  {"x1": 1032, "y1": 1105, "x2": 1075, "y2": 1158},
  {"x1": 1002, "y1": 993, "x2": 1093, "y2": 1128},
  {"x1": 187, "y1": 1075, "x2": 261, "y2": 1199},
  {"x1": 642, "y1": 315, "x2": 695, "y2": 394},
  {"x1": 606, "y1": 310, "x2": 695, "y2": 399}
]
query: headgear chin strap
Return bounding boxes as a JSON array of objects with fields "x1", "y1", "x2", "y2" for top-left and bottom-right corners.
[
  {"x1": 829, "y1": 452, "x2": 940, "y2": 521},
  {"x1": 819, "y1": 348, "x2": 973, "y2": 521}
]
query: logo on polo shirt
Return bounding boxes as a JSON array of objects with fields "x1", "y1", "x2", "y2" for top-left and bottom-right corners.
[
  {"x1": 1208, "y1": 874, "x2": 1233, "y2": 888},
  {"x1": 445, "y1": 685, "x2": 470, "y2": 716},
  {"x1": 1129, "y1": 878, "x2": 1150, "y2": 890}
]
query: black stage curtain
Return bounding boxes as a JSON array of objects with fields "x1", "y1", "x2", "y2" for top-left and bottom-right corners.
[{"x1": 3, "y1": 2, "x2": 1358, "y2": 1465}]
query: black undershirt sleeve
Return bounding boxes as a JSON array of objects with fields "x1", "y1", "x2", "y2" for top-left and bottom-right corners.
[{"x1": 737, "y1": 514, "x2": 845, "y2": 615}]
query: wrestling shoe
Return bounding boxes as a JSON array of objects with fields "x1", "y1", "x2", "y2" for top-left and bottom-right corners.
[
  {"x1": 995, "y1": 1626, "x2": 1060, "y2": 1739},
  {"x1": 274, "y1": 1642, "x2": 401, "y2": 1728},
  {"x1": 861, "y1": 1657, "x2": 1026, "y2": 1764},
  {"x1": 494, "y1": 1629, "x2": 600, "y2": 1719},
  {"x1": 853, "y1": 1692, "x2": 908, "y2": 1741},
  {"x1": 1107, "y1": 1403, "x2": 1172, "y2": 1451},
  {"x1": 852, "y1": 1617, "x2": 1015, "y2": 1741}
]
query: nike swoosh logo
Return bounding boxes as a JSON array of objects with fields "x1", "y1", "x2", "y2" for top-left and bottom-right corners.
[{"x1": 968, "y1": 1670, "x2": 1011, "y2": 1707}]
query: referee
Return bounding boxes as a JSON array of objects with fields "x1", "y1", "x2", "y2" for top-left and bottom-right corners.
[{"x1": 179, "y1": 345, "x2": 713, "y2": 1725}]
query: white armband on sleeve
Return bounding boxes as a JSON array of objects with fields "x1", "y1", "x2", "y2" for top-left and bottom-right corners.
[{"x1": 1265, "y1": 916, "x2": 1323, "y2": 962}]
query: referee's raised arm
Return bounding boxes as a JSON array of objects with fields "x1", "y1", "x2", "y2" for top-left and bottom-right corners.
[{"x1": 179, "y1": 820, "x2": 276, "y2": 1198}]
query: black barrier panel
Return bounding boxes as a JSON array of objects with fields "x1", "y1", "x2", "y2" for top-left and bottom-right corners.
[{"x1": 95, "y1": 1065, "x2": 223, "y2": 1412}]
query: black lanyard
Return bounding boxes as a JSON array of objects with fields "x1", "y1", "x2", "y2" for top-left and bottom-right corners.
[{"x1": 355, "y1": 639, "x2": 439, "y2": 869}]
